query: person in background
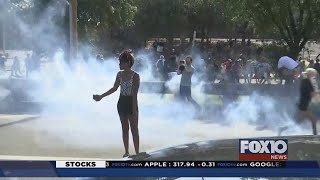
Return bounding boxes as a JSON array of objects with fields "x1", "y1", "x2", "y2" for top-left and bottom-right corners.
[
  {"x1": 168, "y1": 49, "x2": 177, "y2": 72},
  {"x1": 297, "y1": 57, "x2": 302, "y2": 64},
  {"x1": 11, "y1": 56, "x2": 21, "y2": 77},
  {"x1": 278, "y1": 68, "x2": 319, "y2": 136},
  {"x1": 223, "y1": 59, "x2": 233, "y2": 83},
  {"x1": 313, "y1": 59, "x2": 320, "y2": 75},
  {"x1": 232, "y1": 59, "x2": 242, "y2": 83},
  {"x1": 93, "y1": 50, "x2": 140, "y2": 158},
  {"x1": 156, "y1": 55, "x2": 168, "y2": 81},
  {"x1": 219, "y1": 61, "x2": 227, "y2": 83},
  {"x1": 152, "y1": 40, "x2": 158, "y2": 51},
  {"x1": 300, "y1": 60, "x2": 306, "y2": 74},
  {"x1": 25, "y1": 54, "x2": 32, "y2": 78},
  {"x1": 277, "y1": 56, "x2": 300, "y2": 85},
  {"x1": 0, "y1": 53, "x2": 6, "y2": 74},
  {"x1": 239, "y1": 53, "x2": 245, "y2": 61},
  {"x1": 212, "y1": 61, "x2": 220, "y2": 83},
  {"x1": 297, "y1": 68, "x2": 319, "y2": 135},
  {"x1": 243, "y1": 60, "x2": 252, "y2": 84},
  {"x1": 96, "y1": 54, "x2": 104, "y2": 64},
  {"x1": 255, "y1": 60, "x2": 264, "y2": 84},
  {"x1": 177, "y1": 56, "x2": 201, "y2": 111},
  {"x1": 308, "y1": 60, "x2": 315, "y2": 69},
  {"x1": 156, "y1": 55, "x2": 169, "y2": 98},
  {"x1": 260, "y1": 59, "x2": 272, "y2": 84}
]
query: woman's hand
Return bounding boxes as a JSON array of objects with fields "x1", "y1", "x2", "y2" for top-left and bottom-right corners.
[{"x1": 93, "y1": 94, "x2": 103, "y2": 102}]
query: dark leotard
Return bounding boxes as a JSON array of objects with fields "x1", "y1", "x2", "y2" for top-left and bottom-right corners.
[{"x1": 117, "y1": 71, "x2": 138, "y2": 116}]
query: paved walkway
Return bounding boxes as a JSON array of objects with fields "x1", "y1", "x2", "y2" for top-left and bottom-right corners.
[
  {"x1": 0, "y1": 94, "x2": 316, "y2": 161},
  {"x1": 0, "y1": 108, "x2": 275, "y2": 161},
  {"x1": 0, "y1": 115, "x2": 123, "y2": 159},
  {"x1": 0, "y1": 114, "x2": 39, "y2": 127}
]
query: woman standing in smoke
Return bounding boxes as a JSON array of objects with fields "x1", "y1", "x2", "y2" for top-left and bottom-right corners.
[{"x1": 93, "y1": 50, "x2": 140, "y2": 157}]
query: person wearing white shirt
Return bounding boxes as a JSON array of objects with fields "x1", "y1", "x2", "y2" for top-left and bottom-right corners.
[
  {"x1": 177, "y1": 56, "x2": 201, "y2": 111},
  {"x1": 277, "y1": 56, "x2": 300, "y2": 85}
]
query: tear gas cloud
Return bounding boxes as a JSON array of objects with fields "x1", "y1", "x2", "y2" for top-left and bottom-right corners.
[{"x1": 7, "y1": 0, "x2": 314, "y2": 156}]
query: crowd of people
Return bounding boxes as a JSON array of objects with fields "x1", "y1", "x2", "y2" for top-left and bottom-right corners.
[
  {"x1": 150, "y1": 42, "x2": 320, "y2": 137},
  {"x1": 147, "y1": 40, "x2": 320, "y2": 87},
  {"x1": 151, "y1": 45, "x2": 273, "y2": 85},
  {"x1": 92, "y1": 49, "x2": 320, "y2": 158},
  {"x1": 0, "y1": 52, "x2": 41, "y2": 78}
]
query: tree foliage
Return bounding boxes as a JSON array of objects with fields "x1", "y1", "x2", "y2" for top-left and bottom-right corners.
[
  {"x1": 227, "y1": 0, "x2": 320, "y2": 59},
  {"x1": 3, "y1": 0, "x2": 320, "y2": 56}
]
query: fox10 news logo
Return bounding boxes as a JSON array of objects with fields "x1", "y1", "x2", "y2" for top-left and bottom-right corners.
[{"x1": 239, "y1": 139, "x2": 288, "y2": 160}]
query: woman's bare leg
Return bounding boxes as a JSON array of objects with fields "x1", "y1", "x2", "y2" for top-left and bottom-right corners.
[
  {"x1": 119, "y1": 115, "x2": 130, "y2": 154},
  {"x1": 129, "y1": 112, "x2": 139, "y2": 154},
  {"x1": 300, "y1": 111, "x2": 318, "y2": 135}
]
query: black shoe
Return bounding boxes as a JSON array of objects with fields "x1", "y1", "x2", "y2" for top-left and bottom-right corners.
[{"x1": 123, "y1": 153, "x2": 130, "y2": 158}]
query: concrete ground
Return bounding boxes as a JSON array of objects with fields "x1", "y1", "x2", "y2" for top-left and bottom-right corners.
[
  {"x1": 0, "y1": 92, "x2": 318, "y2": 160},
  {"x1": 0, "y1": 114, "x2": 121, "y2": 159},
  {"x1": 0, "y1": 96, "x2": 271, "y2": 160}
]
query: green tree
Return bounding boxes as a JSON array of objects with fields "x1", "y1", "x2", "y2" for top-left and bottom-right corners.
[
  {"x1": 6, "y1": 0, "x2": 138, "y2": 52},
  {"x1": 77, "y1": 0, "x2": 138, "y2": 51},
  {"x1": 133, "y1": 0, "x2": 190, "y2": 45},
  {"x1": 133, "y1": 0, "x2": 231, "y2": 48},
  {"x1": 187, "y1": 0, "x2": 230, "y2": 40},
  {"x1": 228, "y1": 0, "x2": 320, "y2": 59}
]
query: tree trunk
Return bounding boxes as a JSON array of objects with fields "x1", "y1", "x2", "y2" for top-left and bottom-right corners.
[
  {"x1": 288, "y1": 45, "x2": 301, "y2": 60},
  {"x1": 287, "y1": 38, "x2": 308, "y2": 60}
]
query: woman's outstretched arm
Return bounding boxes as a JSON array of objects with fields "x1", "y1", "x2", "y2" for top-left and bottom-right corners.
[{"x1": 94, "y1": 72, "x2": 121, "y2": 101}]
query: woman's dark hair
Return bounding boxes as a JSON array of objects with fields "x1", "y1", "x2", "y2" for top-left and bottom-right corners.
[{"x1": 119, "y1": 49, "x2": 134, "y2": 67}]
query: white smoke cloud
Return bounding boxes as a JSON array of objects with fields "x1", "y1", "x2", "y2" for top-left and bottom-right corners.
[
  {"x1": 0, "y1": 87, "x2": 11, "y2": 102},
  {"x1": 31, "y1": 48, "x2": 318, "y2": 156},
  {"x1": 5, "y1": 0, "x2": 317, "y2": 158}
]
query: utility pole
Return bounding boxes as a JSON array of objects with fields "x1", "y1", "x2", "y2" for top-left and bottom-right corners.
[
  {"x1": 192, "y1": 30, "x2": 197, "y2": 48},
  {"x1": 1, "y1": 1, "x2": 6, "y2": 54},
  {"x1": 2, "y1": 19, "x2": 5, "y2": 54},
  {"x1": 69, "y1": 0, "x2": 77, "y2": 62}
]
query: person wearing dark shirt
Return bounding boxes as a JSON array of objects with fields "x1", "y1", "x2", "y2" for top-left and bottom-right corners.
[
  {"x1": 308, "y1": 60, "x2": 315, "y2": 69},
  {"x1": 168, "y1": 49, "x2": 177, "y2": 72},
  {"x1": 297, "y1": 68, "x2": 319, "y2": 135},
  {"x1": 11, "y1": 56, "x2": 21, "y2": 77},
  {"x1": 314, "y1": 59, "x2": 320, "y2": 75},
  {"x1": 0, "y1": 53, "x2": 5, "y2": 73},
  {"x1": 232, "y1": 59, "x2": 242, "y2": 83},
  {"x1": 212, "y1": 62, "x2": 220, "y2": 83},
  {"x1": 156, "y1": 55, "x2": 169, "y2": 98},
  {"x1": 223, "y1": 59, "x2": 233, "y2": 82},
  {"x1": 156, "y1": 55, "x2": 168, "y2": 81},
  {"x1": 25, "y1": 54, "x2": 32, "y2": 78}
]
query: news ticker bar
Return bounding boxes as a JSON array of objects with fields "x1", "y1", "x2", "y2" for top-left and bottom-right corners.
[
  {"x1": 55, "y1": 161, "x2": 319, "y2": 168},
  {"x1": 0, "y1": 161, "x2": 320, "y2": 177}
]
